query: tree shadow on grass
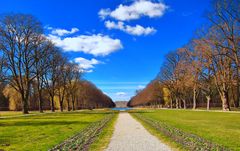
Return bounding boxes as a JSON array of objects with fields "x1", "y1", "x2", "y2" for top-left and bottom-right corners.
[{"x1": 0, "y1": 121, "x2": 92, "y2": 127}]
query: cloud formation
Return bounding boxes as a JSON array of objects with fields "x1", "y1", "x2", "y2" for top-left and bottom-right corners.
[
  {"x1": 99, "y1": 0, "x2": 168, "y2": 21},
  {"x1": 115, "y1": 92, "x2": 127, "y2": 96},
  {"x1": 49, "y1": 27, "x2": 79, "y2": 36},
  {"x1": 47, "y1": 33, "x2": 123, "y2": 56},
  {"x1": 105, "y1": 20, "x2": 156, "y2": 36},
  {"x1": 74, "y1": 57, "x2": 102, "y2": 73}
]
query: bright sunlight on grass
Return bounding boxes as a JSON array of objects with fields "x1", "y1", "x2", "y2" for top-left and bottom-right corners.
[
  {"x1": 0, "y1": 110, "x2": 116, "y2": 151},
  {"x1": 131, "y1": 109, "x2": 240, "y2": 150}
]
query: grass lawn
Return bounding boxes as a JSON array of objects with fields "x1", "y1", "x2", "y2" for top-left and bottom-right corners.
[
  {"x1": 89, "y1": 113, "x2": 118, "y2": 151},
  {"x1": 0, "y1": 110, "x2": 116, "y2": 151},
  {"x1": 0, "y1": 111, "x2": 26, "y2": 117},
  {"x1": 0, "y1": 110, "x2": 60, "y2": 117},
  {"x1": 130, "y1": 109, "x2": 240, "y2": 150}
]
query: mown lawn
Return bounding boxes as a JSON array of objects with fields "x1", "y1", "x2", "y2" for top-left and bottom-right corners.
[
  {"x1": 0, "y1": 110, "x2": 115, "y2": 151},
  {"x1": 131, "y1": 109, "x2": 240, "y2": 150},
  {"x1": 0, "y1": 111, "x2": 26, "y2": 117}
]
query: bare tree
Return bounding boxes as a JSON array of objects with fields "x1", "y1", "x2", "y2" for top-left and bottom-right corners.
[
  {"x1": 43, "y1": 47, "x2": 62, "y2": 112},
  {"x1": 33, "y1": 38, "x2": 53, "y2": 113},
  {"x1": 158, "y1": 51, "x2": 181, "y2": 108},
  {"x1": 56, "y1": 57, "x2": 68, "y2": 112},
  {"x1": 207, "y1": 0, "x2": 240, "y2": 107},
  {"x1": 66, "y1": 63, "x2": 82, "y2": 111},
  {"x1": 0, "y1": 14, "x2": 43, "y2": 114}
]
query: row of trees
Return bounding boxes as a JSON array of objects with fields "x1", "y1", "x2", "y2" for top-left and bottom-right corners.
[
  {"x1": 0, "y1": 14, "x2": 115, "y2": 114},
  {"x1": 128, "y1": 80, "x2": 168, "y2": 107},
  {"x1": 129, "y1": 0, "x2": 239, "y2": 111}
]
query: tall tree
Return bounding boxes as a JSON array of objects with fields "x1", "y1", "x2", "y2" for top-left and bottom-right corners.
[
  {"x1": 33, "y1": 38, "x2": 53, "y2": 113},
  {"x1": 43, "y1": 47, "x2": 62, "y2": 112},
  {"x1": 56, "y1": 57, "x2": 68, "y2": 112},
  {"x1": 0, "y1": 14, "x2": 43, "y2": 114},
  {"x1": 66, "y1": 63, "x2": 82, "y2": 111},
  {"x1": 207, "y1": 0, "x2": 240, "y2": 107}
]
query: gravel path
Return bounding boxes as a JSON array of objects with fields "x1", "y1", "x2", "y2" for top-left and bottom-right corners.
[{"x1": 105, "y1": 112, "x2": 171, "y2": 151}]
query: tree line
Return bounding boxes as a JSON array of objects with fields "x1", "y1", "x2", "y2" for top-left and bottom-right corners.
[
  {"x1": 0, "y1": 14, "x2": 115, "y2": 114},
  {"x1": 129, "y1": 0, "x2": 239, "y2": 111}
]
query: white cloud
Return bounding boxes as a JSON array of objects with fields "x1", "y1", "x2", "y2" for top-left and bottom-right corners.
[
  {"x1": 47, "y1": 34, "x2": 123, "y2": 56},
  {"x1": 115, "y1": 92, "x2": 127, "y2": 96},
  {"x1": 74, "y1": 57, "x2": 102, "y2": 73},
  {"x1": 50, "y1": 27, "x2": 79, "y2": 36},
  {"x1": 137, "y1": 85, "x2": 145, "y2": 89},
  {"x1": 105, "y1": 20, "x2": 156, "y2": 36},
  {"x1": 99, "y1": 0, "x2": 168, "y2": 21},
  {"x1": 99, "y1": 9, "x2": 111, "y2": 20}
]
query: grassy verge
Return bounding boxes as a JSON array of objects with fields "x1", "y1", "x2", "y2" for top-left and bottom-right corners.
[
  {"x1": 89, "y1": 112, "x2": 118, "y2": 151},
  {"x1": 0, "y1": 110, "x2": 114, "y2": 151},
  {"x1": 130, "y1": 109, "x2": 240, "y2": 150}
]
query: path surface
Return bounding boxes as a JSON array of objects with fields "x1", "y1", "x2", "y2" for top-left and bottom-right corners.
[{"x1": 105, "y1": 113, "x2": 171, "y2": 151}]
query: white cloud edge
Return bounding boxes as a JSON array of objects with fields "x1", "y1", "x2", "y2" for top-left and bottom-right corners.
[
  {"x1": 74, "y1": 57, "x2": 103, "y2": 73},
  {"x1": 99, "y1": 0, "x2": 168, "y2": 21},
  {"x1": 46, "y1": 33, "x2": 123, "y2": 57},
  {"x1": 105, "y1": 20, "x2": 156, "y2": 36}
]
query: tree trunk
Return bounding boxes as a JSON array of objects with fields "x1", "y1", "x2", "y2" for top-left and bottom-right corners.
[
  {"x1": 38, "y1": 91, "x2": 43, "y2": 113},
  {"x1": 183, "y1": 99, "x2": 186, "y2": 109},
  {"x1": 221, "y1": 91, "x2": 231, "y2": 111},
  {"x1": 179, "y1": 99, "x2": 182, "y2": 109},
  {"x1": 67, "y1": 99, "x2": 70, "y2": 111},
  {"x1": 60, "y1": 101, "x2": 63, "y2": 112},
  {"x1": 22, "y1": 94, "x2": 29, "y2": 114},
  {"x1": 176, "y1": 98, "x2": 179, "y2": 109},
  {"x1": 236, "y1": 66, "x2": 240, "y2": 108},
  {"x1": 193, "y1": 86, "x2": 197, "y2": 109},
  {"x1": 206, "y1": 95, "x2": 211, "y2": 110},
  {"x1": 236, "y1": 77, "x2": 240, "y2": 108},
  {"x1": 170, "y1": 98, "x2": 173, "y2": 109},
  {"x1": 72, "y1": 95, "x2": 75, "y2": 111},
  {"x1": 51, "y1": 96, "x2": 55, "y2": 112}
]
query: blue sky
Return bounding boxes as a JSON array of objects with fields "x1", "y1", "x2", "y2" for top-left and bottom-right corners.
[{"x1": 1, "y1": 0, "x2": 210, "y2": 101}]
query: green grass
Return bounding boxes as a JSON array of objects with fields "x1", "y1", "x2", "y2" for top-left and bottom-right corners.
[
  {"x1": 0, "y1": 111, "x2": 26, "y2": 117},
  {"x1": 89, "y1": 113, "x2": 118, "y2": 151},
  {"x1": 130, "y1": 109, "x2": 240, "y2": 150},
  {"x1": 0, "y1": 110, "x2": 114, "y2": 151}
]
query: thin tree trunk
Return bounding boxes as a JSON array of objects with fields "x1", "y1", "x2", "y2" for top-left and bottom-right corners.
[
  {"x1": 206, "y1": 95, "x2": 211, "y2": 110},
  {"x1": 183, "y1": 99, "x2": 186, "y2": 109},
  {"x1": 51, "y1": 96, "x2": 55, "y2": 112},
  {"x1": 67, "y1": 99, "x2": 70, "y2": 111},
  {"x1": 72, "y1": 95, "x2": 75, "y2": 111},
  {"x1": 38, "y1": 86, "x2": 43, "y2": 113},
  {"x1": 193, "y1": 86, "x2": 197, "y2": 109},
  {"x1": 236, "y1": 75, "x2": 240, "y2": 108},
  {"x1": 179, "y1": 99, "x2": 182, "y2": 109},
  {"x1": 176, "y1": 98, "x2": 179, "y2": 109},
  {"x1": 38, "y1": 93, "x2": 43, "y2": 113}
]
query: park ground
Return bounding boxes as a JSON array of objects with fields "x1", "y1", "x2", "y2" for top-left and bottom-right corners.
[
  {"x1": 130, "y1": 109, "x2": 240, "y2": 150},
  {"x1": 0, "y1": 110, "x2": 118, "y2": 151},
  {"x1": 0, "y1": 109, "x2": 240, "y2": 151}
]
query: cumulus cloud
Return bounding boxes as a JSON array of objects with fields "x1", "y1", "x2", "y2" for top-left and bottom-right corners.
[
  {"x1": 99, "y1": 0, "x2": 168, "y2": 21},
  {"x1": 105, "y1": 20, "x2": 156, "y2": 36},
  {"x1": 47, "y1": 34, "x2": 123, "y2": 56},
  {"x1": 115, "y1": 92, "x2": 127, "y2": 96},
  {"x1": 74, "y1": 57, "x2": 102, "y2": 73},
  {"x1": 49, "y1": 27, "x2": 79, "y2": 36}
]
